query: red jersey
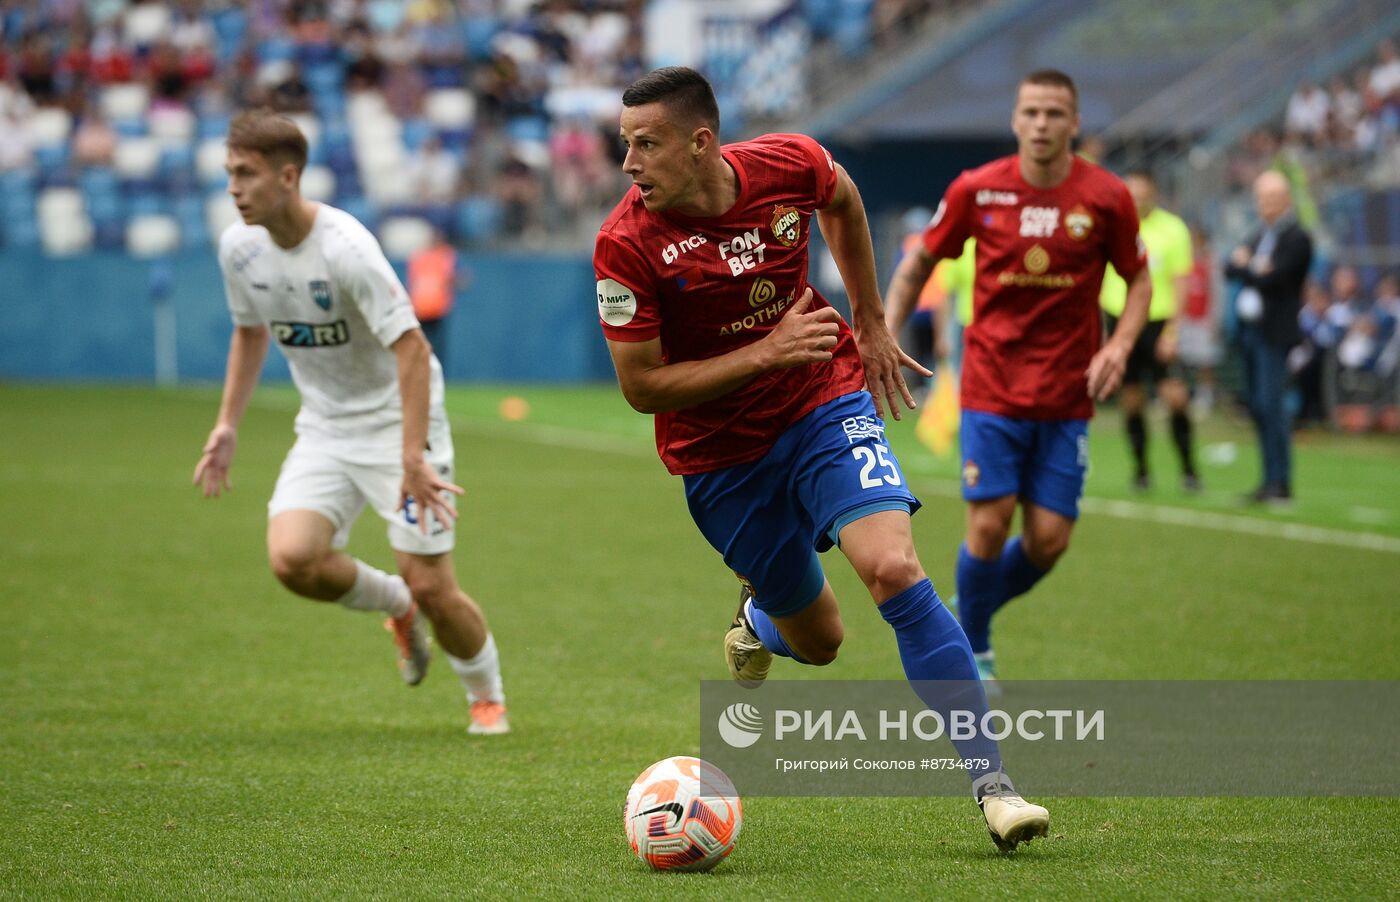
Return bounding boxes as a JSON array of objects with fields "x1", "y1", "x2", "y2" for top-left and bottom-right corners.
[
  {"x1": 922, "y1": 155, "x2": 1145, "y2": 420},
  {"x1": 594, "y1": 134, "x2": 865, "y2": 475}
]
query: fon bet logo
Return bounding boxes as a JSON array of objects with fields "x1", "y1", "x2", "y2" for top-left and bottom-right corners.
[{"x1": 718, "y1": 703, "x2": 763, "y2": 748}]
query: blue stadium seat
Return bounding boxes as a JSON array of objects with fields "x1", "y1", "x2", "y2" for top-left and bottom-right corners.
[
  {"x1": 114, "y1": 118, "x2": 147, "y2": 138},
  {"x1": 126, "y1": 190, "x2": 172, "y2": 219},
  {"x1": 456, "y1": 195, "x2": 503, "y2": 244},
  {"x1": 337, "y1": 195, "x2": 378, "y2": 230},
  {"x1": 401, "y1": 118, "x2": 434, "y2": 151},
  {"x1": 257, "y1": 37, "x2": 297, "y2": 64},
  {"x1": 505, "y1": 116, "x2": 550, "y2": 144},
  {"x1": 34, "y1": 144, "x2": 73, "y2": 187},
  {"x1": 461, "y1": 17, "x2": 501, "y2": 57},
  {"x1": 212, "y1": 7, "x2": 248, "y2": 63},
  {"x1": 175, "y1": 194, "x2": 208, "y2": 247},
  {"x1": 198, "y1": 114, "x2": 231, "y2": 141},
  {"x1": 2, "y1": 217, "x2": 39, "y2": 250}
]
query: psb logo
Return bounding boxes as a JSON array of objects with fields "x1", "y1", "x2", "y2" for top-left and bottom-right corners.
[
  {"x1": 718, "y1": 703, "x2": 763, "y2": 748},
  {"x1": 661, "y1": 234, "x2": 706, "y2": 264},
  {"x1": 308, "y1": 280, "x2": 332, "y2": 310}
]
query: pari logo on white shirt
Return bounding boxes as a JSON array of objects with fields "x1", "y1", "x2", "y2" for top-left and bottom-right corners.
[{"x1": 598, "y1": 278, "x2": 638, "y2": 326}]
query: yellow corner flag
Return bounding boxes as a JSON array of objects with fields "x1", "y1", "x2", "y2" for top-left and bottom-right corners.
[{"x1": 914, "y1": 365, "x2": 960, "y2": 458}]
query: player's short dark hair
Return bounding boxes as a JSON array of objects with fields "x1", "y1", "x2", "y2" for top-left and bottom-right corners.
[
  {"x1": 227, "y1": 109, "x2": 308, "y2": 173},
  {"x1": 1020, "y1": 69, "x2": 1078, "y2": 110},
  {"x1": 621, "y1": 67, "x2": 720, "y2": 135}
]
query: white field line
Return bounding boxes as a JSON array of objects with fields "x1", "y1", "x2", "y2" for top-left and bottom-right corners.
[{"x1": 252, "y1": 398, "x2": 1400, "y2": 556}]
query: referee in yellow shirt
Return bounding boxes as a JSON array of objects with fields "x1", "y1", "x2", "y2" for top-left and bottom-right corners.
[{"x1": 1101, "y1": 170, "x2": 1200, "y2": 492}]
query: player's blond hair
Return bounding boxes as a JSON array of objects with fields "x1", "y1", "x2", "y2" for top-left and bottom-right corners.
[{"x1": 227, "y1": 109, "x2": 308, "y2": 173}]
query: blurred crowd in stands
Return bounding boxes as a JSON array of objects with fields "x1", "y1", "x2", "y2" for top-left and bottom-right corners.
[{"x1": 0, "y1": 0, "x2": 650, "y2": 251}]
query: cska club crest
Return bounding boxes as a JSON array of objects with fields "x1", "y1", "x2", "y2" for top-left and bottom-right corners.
[
  {"x1": 309, "y1": 279, "x2": 332, "y2": 310},
  {"x1": 962, "y1": 459, "x2": 981, "y2": 488},
  {"x1": 1065, "y1": 206, "x2": 1093, "y2": 241},
  {"x1": 770, "y1": 204, "x2": 801, "y2": 247}
]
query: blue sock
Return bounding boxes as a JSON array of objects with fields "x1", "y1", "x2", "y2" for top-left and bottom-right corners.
[
  {"x1": 746, "y1": 599, "x2": 810, "y2": 664},
  {"x1": 999, "y1": 535, "x2": 1047, "y2": 604},
  {"x1": 955, "y1": 544, "x2": 1003, "y2": 654},
  {"x1": 879, "y1": 579, "x2": 1002, "y2": 781}
]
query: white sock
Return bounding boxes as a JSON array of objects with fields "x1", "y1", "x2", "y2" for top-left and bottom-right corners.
[
  {"x1": 337, "y1": 560, "x2": 411, "y2": 618},
  {"x1": 447, "y1": 633, "x2": 505, "y2": 705}
]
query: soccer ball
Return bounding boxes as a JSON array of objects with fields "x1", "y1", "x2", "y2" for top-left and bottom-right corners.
[{"x1": 623, "y1": 756, "x2": 742, "y2": 872}]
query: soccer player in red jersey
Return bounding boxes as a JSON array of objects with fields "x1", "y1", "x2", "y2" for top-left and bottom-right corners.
[
  {"x1": 595, "y1": 67, "x2": 1049, "y2": 851},
  {"x1": 885, "y1": 70, "x2": 1151, "y2": 692}
]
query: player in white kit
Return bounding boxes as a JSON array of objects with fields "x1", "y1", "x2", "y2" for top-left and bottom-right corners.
[{"x1": 193, "y1": 110, "x2": 508, "y2": 735}]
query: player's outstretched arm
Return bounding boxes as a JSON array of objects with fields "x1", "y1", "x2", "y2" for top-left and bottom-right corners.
[
  {"x1": 608, "y1": 288, "x2": 840, "y2": 414},
  {"x1": 194, "y1": 324, "x2": 270, "y2": 498},
  {"x1": 392, "y1": 328, "x2": 463, "y2": 534},
  {"x1": 817, "y1": 165, "x2": 931, "y2": 420},
  {"x1": 883, "y1": 244, "x2": 938, "y2": 337}
]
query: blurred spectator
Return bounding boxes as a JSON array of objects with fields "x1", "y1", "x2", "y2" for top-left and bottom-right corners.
[
  {"x1": 548, "y1": 116, "x2": 609, "y2": 224},
  {"x1": 1225, "y1": 170, "x2": 1313, "y2": 504},
  {"x1": 381, "y1": 59, "x2": 425, "y2": 120},
  {"x1": 1284, "y1": 80, "x2": 1329, "y2": 144},
  {"x1": 1179, "y1": 227, "x2": 1223, "y2": 413},
  {"x1": 407, "y1": 227, "x2": 463, "y2": 365},
  {"x1": 71, "y1": 105, "x2": 117, "y2": 167},
  {"x1": 497, "y1": 149, "x2": 544, "y2": 239},
  {"x1": 1369, "y1": 38, "x2": 1400, "y2": 108},
  {"x1": 407, "y1": 134, "x2": 461, "y2": 206},
  {"x1": 1292, "y1": 278, "x2": 1334, "y2": 427},
  {"x1": 0, "y1": 106, "x2": 34, "y2": 171}
]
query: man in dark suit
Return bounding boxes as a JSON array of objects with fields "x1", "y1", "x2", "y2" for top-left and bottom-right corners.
[{"x1": 1225, "y1": 170, "x2": 1314, "y2": 503}]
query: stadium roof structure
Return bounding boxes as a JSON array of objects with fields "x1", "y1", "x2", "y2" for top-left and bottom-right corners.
[{"x1": 793, "y1": 0, "x2": 1399, "y2": 144}]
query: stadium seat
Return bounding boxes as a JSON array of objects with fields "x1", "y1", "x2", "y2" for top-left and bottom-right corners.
[
  {"x1": 205, "y1": 191, "x2": 240, "y2": 243},
  {"x1": 456, "y1": 195, "x2": 504, "y2": 244},
  {"x1": 196, "y1": 138, "x2": 228, "y2": 187},
  {"x1": 288, "y1": 113, "x2": 322, "y2": 155},
  {"x1": 26, "y1": 106, "x2": 73, "y2": 148},
  {"x1": 100, "y1": 84, "x2": 151, "y2": 123},
  {"x1": 149, "y1": 106, "x2": 196, "y2": 147},
  {"x1": 378, "y1": 215, "x2": 434, "y2": 260},
  {"x1": 126, "y1": 213, "x2": 181, "y2": 258},
  {"x1": 505, "y1": 116, "x2": 550, "y2": 145},
  {"x1": 424, "y1": 89, "x2": 475, "y2": 131},
  {"x1": 401, "y1": 118, "x2": 434, "y2": 151},
  {"x1": 300, "y1": 165, "x2": 336, "y2": 202},
  {"x1": 114, "y1": 137, "x2": 163, "y2": 183},
  {"x1": 37, "y1": 187, "x2": 93, "y2": 256},
  {"x1": 460, "y1": 16, "x2": 502, "y2": 57}
]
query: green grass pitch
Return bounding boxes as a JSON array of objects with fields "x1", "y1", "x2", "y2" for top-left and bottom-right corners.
[{"x1": 2, "y1": 383, "x2": 1396, "y2": 899}]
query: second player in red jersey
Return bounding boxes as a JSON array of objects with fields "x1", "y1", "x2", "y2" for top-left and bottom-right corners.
[
  {"x1": 918, "y1": 154, "x2": 1146, "y2": 420},
  {"x1": 595, "y1": 133, "x2": 864, "y2": 474},
  {"x1": 885, "y1": 69, "x2": 1151, "y2": 693}
]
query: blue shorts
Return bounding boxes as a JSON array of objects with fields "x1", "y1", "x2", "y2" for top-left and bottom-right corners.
[
  {"x1": 683, "y1": 392, "x2": 921, "y2": 619},
  {"x1": 959, "y1": 410, "x2": 1089, "y2": 520}
]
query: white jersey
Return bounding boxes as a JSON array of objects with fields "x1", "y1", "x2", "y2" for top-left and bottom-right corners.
[{"x1": 218, "y1": 204, "x2": 447, "y2": 457}]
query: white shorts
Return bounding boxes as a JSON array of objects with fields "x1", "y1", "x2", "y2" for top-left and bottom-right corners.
[
  {"x1": 1177, "y1": 320, "x2": 1222, "y2": 367},
  {"x1": 268, "y1": 433, "x2": 457, "y2": 556}
]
